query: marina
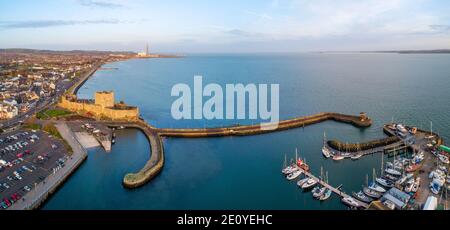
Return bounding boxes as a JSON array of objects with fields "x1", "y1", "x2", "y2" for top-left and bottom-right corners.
[
  {"x1": 43, "y1": 53, "x2": 450, "y2": 210},
  {"x1": 283, "y1": 162, "x2": 369, "y2": 209}
]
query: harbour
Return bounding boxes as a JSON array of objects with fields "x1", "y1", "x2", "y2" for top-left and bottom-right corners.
[{"x1": 42, "y1": 53, "x2": 450, "y2": 210}]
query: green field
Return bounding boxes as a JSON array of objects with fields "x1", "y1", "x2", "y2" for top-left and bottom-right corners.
[{"x1": 37, "y1": 109, "x2": 72, "y2": 119}]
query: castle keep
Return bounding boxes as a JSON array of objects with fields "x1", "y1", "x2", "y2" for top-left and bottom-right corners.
[{"x1": 59, "y1": 91, "x2": 139, "y2": 121}]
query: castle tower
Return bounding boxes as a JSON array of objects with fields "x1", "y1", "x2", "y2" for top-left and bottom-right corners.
[{"x1": 95, "y1": 91, "x2": 115, "y2": 108}]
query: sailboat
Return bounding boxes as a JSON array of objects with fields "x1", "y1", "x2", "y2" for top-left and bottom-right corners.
[
  {"x1": 363, "y1": 187, "x2": 382, "y2": 199},
  {"x1": 341, "y1": 196, "x2": 360, "y2": 208},
  {"x1": 297, "y1": 177, "x2": 310, "y2": 187},
  {"x1": 375, "y1": 177, "x2": 394, "y2": 188},
  {"x1": 322, "y1": 132, "x2": 331, "y2": 158},
  {"x1": 312, "y1": 167, "x2": 326, "y2": 199},
  {"x1": 376, "y1": 153, "x2": 394, "y2": 188},
  {"x1": 301, "y1": 178, "x2": 318, "y2": 189},
  {"x1": 287, "y1": 170, "x2": 302, "y2": 180},
  {"x1": 386, "y1": 146, "x2": 403, "y2": 176},
  {"x1": 369, "y1": 168, "x2": 386, "y2": 193},
  {"x1": 319, "y1": 172, "x2": 332, "y2": 201},
  {"x1": 282, "y1": 154, "x2": 296, "y2": 175},
  {"x1": 352, "y1": 191, "x2": 373, "y2": 203}
]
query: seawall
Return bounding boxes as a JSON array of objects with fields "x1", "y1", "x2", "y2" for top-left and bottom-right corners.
[
  {"x1": 97, "y1": 112, "x2": 371, "y2": 189},
  {"x1": 157, "y1": 112, "x2": 371, "y2": 137}
]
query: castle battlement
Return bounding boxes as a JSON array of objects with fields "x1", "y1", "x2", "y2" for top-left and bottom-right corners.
[{"x1": 59, "y1": 91, "x2": 139, "y2": 121}]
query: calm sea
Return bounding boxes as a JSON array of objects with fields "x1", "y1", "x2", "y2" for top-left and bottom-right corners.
[{"x1": 43, "y1": 53, "x2": 450, "y2": 210}]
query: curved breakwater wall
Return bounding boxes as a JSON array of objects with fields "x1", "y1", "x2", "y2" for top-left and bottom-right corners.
[{"x1": 106, "y1": 112, "x2": 372, "y2": 188}]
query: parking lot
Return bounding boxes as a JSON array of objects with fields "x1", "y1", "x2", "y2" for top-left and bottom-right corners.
[{"x1": 0, "y1": 129, "x2": 68, "y2": 210}]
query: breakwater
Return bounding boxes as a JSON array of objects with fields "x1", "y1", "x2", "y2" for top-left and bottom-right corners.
[
  {"x1": 157, "y1": 112, "x2": 372, "y2": 138},
  {"x1": 96, "y1": 112, "x2": 371, "y2": 188},
  {"x1": 327, "y1": 136, "x2": 400, "y2": 152}
]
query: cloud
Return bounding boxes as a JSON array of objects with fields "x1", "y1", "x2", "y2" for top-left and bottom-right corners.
[
  {"x1": 77, "y1": 0, "x2": 124, "y2": 8},
  {"x1": 225, "y1": 29, "x2": 260, "y2": 37},
  {"x1": 0, "y1": 19, "x2": 121, "y2": 29},
  {"x1": 429, "y1": 25, "x2": 450, "y2": 33}
]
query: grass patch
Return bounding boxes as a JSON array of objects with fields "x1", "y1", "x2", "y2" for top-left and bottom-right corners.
[
  {"x1": 37, "y1": 109, "x2": 72, "y2": 119},
  {"x1": 22, "y1": 123, "x2": 42, "y2": 130}
]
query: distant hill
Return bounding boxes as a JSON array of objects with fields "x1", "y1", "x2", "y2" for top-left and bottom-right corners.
[
  {"x1": 362, "y1": 49, "x2": 450, "y2": 54},
  {"x1": 0, "y1": 48, "x2": 136, "y2": 55}
]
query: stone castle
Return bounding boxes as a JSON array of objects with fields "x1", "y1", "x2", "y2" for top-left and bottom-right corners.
[{"x1": 59, "y1": 91, "x2": 139, "y2": 121}]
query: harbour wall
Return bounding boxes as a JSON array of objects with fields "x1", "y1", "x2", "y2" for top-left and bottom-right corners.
[{"x1": 98, "y1": 112, "x2": 371, "y2": 188}]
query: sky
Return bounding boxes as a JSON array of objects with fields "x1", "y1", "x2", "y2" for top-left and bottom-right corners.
[{"x1": 1, "y1": 0, "x2": 450, "y2": 53}]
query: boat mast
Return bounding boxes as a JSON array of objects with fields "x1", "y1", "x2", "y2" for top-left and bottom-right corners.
[
  {"x1": 373, "y1": 168, "x2": 376, "y2": 182},
  {"x1": 366, "y1": 174, "x2": 369, "y2": 186},
  {"x1": 381, "y1": 151, "x2": 384, "y2": 177},
  {"x1": 295, "y1": 148, "x2": 298, "y2": 162}
]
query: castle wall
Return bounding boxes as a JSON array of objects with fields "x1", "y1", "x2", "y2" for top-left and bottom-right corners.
[{"x1": 59, "y1": 96, "x2": 139, "y2": 121}]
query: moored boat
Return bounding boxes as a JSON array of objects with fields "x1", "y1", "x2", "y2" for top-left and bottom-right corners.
[
  {"x1": 363, "y1": 187, "x2": 382, "y2": 199},
  {"x1": 333, "y1": 155, "x2": 345, "y2": 161},
  {"x1": 406, "y1": 164, "x2": 421, "y2": 173},
  {"x1": 297, "y1": 158, "x2": 310, "y2": 171},
  {"x1": 322, "y1": 146, "x2": 331, "y2": 158},
  {"x1": 351, "y1": 154, "x2": 362, "y2": 160},
  {"x1": 301, "y1": 178, "x2": 318, "y2": 189},
  {"x1": 369, "y1": 182, "x2": 386, "y2": 193},
  {"x1": 319, "y1": 189, "x2": 332, "y2": 201},
  {"x1": 385, "y1": 168, "x2": 402, "y2": 176},
  {"x1": 341, "y1": 197, "x2": 360, "y2": 208},
  {"x1": 352, "y1": 191, "x2": 373, "y2": 203},
  {"x1": 287, "y1": 170, "x2": 302, "y2": 180},
  {"x1": 297, "y1": 177, "x2": 309, "y2": 187},
  {"x1": 375, "y1": 177, "x2": 394, "y2": 188},
  {"x1": 312, "y1": 186, "x2": 327, "y2": 199}
]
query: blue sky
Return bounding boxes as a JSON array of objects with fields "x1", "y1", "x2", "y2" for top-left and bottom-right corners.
[{"x1": 1, "y1": 0, "x2": 450, "y2": 52}]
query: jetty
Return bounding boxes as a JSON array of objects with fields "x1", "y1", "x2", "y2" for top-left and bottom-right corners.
[
  {"x1": 90, "y1": 112, "x2": 371, "y2": 188},
  {"x1": 296, "y1": 166, "x2": 369, "y2": 209},
  {"x1": 157, "y1": 112, "x2": 371, "y2": 137}
]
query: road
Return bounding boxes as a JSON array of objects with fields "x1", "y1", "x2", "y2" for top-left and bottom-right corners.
[{"x1": 0, "y1": 64, "x2": 100, "y2": 130}]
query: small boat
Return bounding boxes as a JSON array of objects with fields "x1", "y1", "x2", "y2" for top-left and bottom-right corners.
[
  {"x1": 282, "y1": 165, "x2": 296, "y2": 174},
  {"x1": 351, "y1": 154, "x2": 362, "y2": 160},
  {"x1": 322, "y1": 146, "x2": 331, "y2": 158},
  {"x1": 411, "y1": 178, "x2": 421, "y2": 193},
  {"x1": 430, "y1": 183, "x2": 441, "y2": 195},
  {"x1": 297, "y1": 158, "x2": 310, "y2": 172},
  {"x1": 333, "y1": 155, "x2": 345, "y2": 161},
  {"x1": 301, "y1": 178, "x2": 318, "y2": 189},
  {"x1": 384, "y1": 174, "x2": 399, "y2": 182},
  {"x1": 385, "y1": 168, "x2": 402, "y2": 176},
  {"x1": 312, "y1": 186, "x2": 327, "y2": 199},
  {"x1": 319, "y1": 189, "x2": 332, "y2": 201},
  {"x1": 363, "y1": 187, "x2": 382, "y2": 199},
  {"x1": 375, "y1": 177, "x2": 394, "y2": 188},
  {"x1": 406, "y1": 164, "x2": 420, "y2": 173},
  {"x1": 352, "y1": 191, "x2": 373, "y2": 203},
  {"x1": 405, "y1": 179, "x2": 414, "y2": 193},
  {"x1": 369, "y1": 182, "x2": 386, "y2": 193},
  {"x1": 439, "y1": 155, "x2": 449, "y2": 164},
  {"x1": 287, "y1": 170, "x2": 302, "y2": 180},
  {"x1": 341, "y1": 197, "x2": 360, "y2": 208},
  {"x1": 297, "y1": 177, "x2": 309, "y2": 187},
  {"x1": 397, "y1": 173, "x2": 413, "y2": 185}
]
